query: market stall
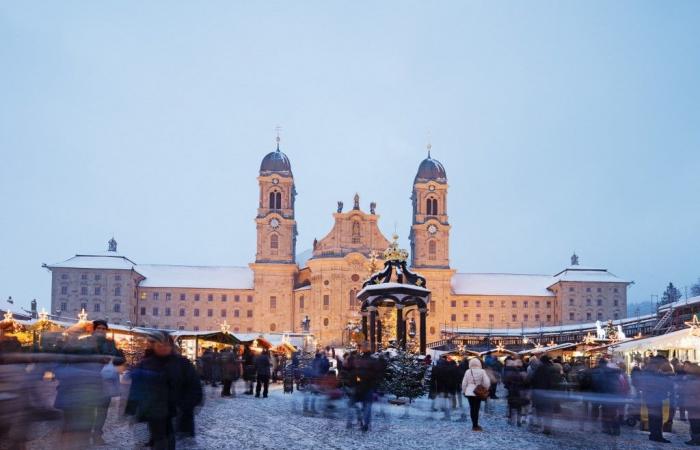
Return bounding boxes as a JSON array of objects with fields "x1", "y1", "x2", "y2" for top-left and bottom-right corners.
[{"x1": 170, "y1": 330, "x2": 241, "y2": 360}]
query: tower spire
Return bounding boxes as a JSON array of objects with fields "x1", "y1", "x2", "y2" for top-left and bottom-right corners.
[{"x1": 426, "y1": 130, "x2": 432, "y2": 158}]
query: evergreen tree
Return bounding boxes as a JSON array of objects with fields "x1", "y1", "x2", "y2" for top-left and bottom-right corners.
[
  {"x1": 661, "y1": 282, "x2": 683, "y2": 305},
  {"x1": 691, "y1": 278, "x2": 700, "y2": 297},
  {"x1": 381, "y1": 349, "x2": 427, "y2": 402}
]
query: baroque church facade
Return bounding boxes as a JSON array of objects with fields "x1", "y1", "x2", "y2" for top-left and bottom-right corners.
[{"x1": 46, "y1": 141, "x2": 630, "y2": 346}]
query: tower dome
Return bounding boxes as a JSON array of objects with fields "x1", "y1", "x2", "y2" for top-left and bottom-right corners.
[
  {"x1": 414, "y1": 153, "x2": 447, "y2": 183},
  {"x1": 259, "y1": 148, "x2": 292, "y2": 176}
]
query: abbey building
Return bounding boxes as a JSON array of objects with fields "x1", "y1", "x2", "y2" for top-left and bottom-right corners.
[{"x1": 46, "y1": 142, "x2": 630, "y2": 345}]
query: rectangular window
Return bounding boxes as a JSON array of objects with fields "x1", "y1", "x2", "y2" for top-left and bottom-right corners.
[
  {"x1": 165, "y1": 293, "x2": 172, "y2": 301},
  {"x1": 61, "y1": 286, "x2": 68, "y2": 295},
  {"x1": 500, "y1": 300, "x2": 505, "y2": 307},
  {"x1": 524, "y1": 313, "x2": 529, "y2": 322},
  {"x1": 208, "y1": 294, "x2": 213, "y2": 302},
  {"x1": 323, "y1": 295, "x2": 330, "y2": 310},
  {"x1": 489, "y1": 314, "x2": 494, "y2": 322},
  {"x1": 194, "y1": 309, "x2": 200, "y2": 317},
  {"x1": 95, "y1": 274, "x2": 101, "y2": 281},
  {"x1": 569, "y1": 312, "x2": 574, "y2": 320},
  {"x1": 546, "y1": 301, "x2": 551, "y2": 308},
  {"x1": 81, "y1": 287, "x2": 88, "y2": 295},
  {"x1": 81, "y1": 302, "x2": 88, "y2": 311},
  {"x1": 115, "y1": 274, "x2": 121, "y2": 281},
  {"x1": 140, "y1": 307, "x2": 146, "y2": 316},
  {"x1": 114, "y1": 286, "x2": 121, "y2": 296},
  {"x1": 94, "y1": 303, "x2": 100, "y2": 312},
  {"x1": 450, "y1": 300, "x2": 456, "y2": 308},
  {"x1": 569, "y1": 298, "x2": 574, "y2": 305},
  {"x1": 165, "y1": 307, "x2": 171, "y2": 316},
  {"x1": 247, "y1": 295, "x2": 253, "y2": 303},
  {"x1": 247, "y1": 310, "x2": 253, "y2": 318},
  {"x1": 234, "y1": 309, "x2": 240, "y2": 318},
  {"x1": 450, "y1": 314, "x2": 456, "y2": 322},
  {"x1": 463, "y1": 300, "x2": 468, "y2": 307},
  {"x1": 463, "y1": 313, "x2": 468, "y2": 321},
  {"x1": 235, "y1": 295, "x2": 240, "y2": 302},
  {"x1": 523, "y1": 301, "x2": 528, "y2": 308},
  {"x1": 179, "y1": 325, "x2": 185, "y2": 330},
  {"x1": 512, "y1": 314, "x2": 517, "y2": 322},
  {"x1": 180, "y1": 293, "x2": 186, "y2": 301},
  {"x1": 152, "y1": 292, "x2": 159, "y2": 300},
  {"x1": 299, "y1": 297, "x2": 305, "y2": 309},
  {"x1": 476, "y1": 300, "x2": 481, "y2": 307},
  {"x1": 270, "y1": 296, "x2": 277, "y2": 310},
  {"x1": 221, "y1": 309, "x2": 227, "y2": 317},
  {"x1": 193, "y1": 326, "x2": 199, "y2": 331},
  {"x1": 586, "y1": 298, "x2": 592, "y2": 305},
  {"x1": 179, "y1": 309, "x2": 185, "y2": 317},
  {"x1": 597, "y1": 287, "x2": 602, "y2": 293},
  {"x1": 597, "y1": 299, "x2": 602, "y2": 306},
  {"x1": 614, "y1": 312, "x2": 619, "y2": 319},
  {"x1": 207, "y1": 309, "x2": 213, "y2": 317},
  {"x1": 535, "y1": 313, "x2": 540, "y2": 321},
  {"x1": 597, "y1": 312, "x2": 603, "y2": 320},
  {"x1": 222, "y1": 294, "x2": 227, "y2": 302},
  {"x1": 194, "y1": 294, "x2": 200, "y2": 301},
  {"x1": 94, "y1": 287, "x2": 101, "y2": 295},
  {"x1": 152, "y1": 307, "x2": 159, "y2": 316},
  {"x1": 430, "y1": 301, "x2": 435, "y2": 312},
  {"x1": 586, "y1": 312, "x2": 592, "y2": 320},
  {"x1": 476, "y1": 313, "x2": 481, "y2": 322},
  {"x1": 535, "y1": 301, "x2": 540, "y2": 308},
  {"x1": 81, "y1": 274, "x2": 87, "y2": 280},
  {"x1": 113, "y1": 303, "x2": 121, "y2": 313},
  {"x1": 546, "y1": 314, "x2": 551, "y2": 321},
  {"x1": 488, "y1": 300, "x2": 494, "y2": 307},
  {"x1": 61, "y1": 273, "x2": 68, "y2": 280},
  {"x1": 613, "y1": 299, "x2": 618, "y2": 306},
  {"x1": 586, "y1": 287, "x2": 591, "y2": 292},
  {"x1": 614, "y1": 288, "x2": 618, "y2": 293},
  {"x1": 512, "y1": 301, "x2": 517, "y2": 308},
  {"x1": 61, "y1": 302, "x2": 67, "y2": 311},
  {"x1": 569, "y1": 287, "x2": 575, "y2": 292}
]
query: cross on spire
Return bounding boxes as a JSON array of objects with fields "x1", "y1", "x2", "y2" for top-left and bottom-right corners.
[
  {"x1": 275, "y1": 125, "x2": 282, "y2": 151},
  {"x1": 426, "y1": 130, "x2": 432, "y2": 158}
]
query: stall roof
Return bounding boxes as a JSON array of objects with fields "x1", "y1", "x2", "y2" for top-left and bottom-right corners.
[
  {"x1": 658, "y1": 295, "x2": 700, "y2": 312},
  {"x1": 519, "y1": 342, "x2": 579, "y2": 355},
  {"x1": 170, "y1": 330, "x2": 240, "y2": 345},
  {"x1": 610, "y1": 328, "x2": 700, "y2": 353}
]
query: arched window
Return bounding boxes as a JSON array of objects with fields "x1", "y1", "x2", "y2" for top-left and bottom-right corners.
[
  {"x1": 428, "y1": 240, "x2": 437, "y2": 260},
  {"x1": 270, "y1": 323, "x2": 276, "y2": 331},
  {"x1": 432, "y1": 198, "x2": 438, "y2": 215},
  {"x1": 426, "y1": 197, "x2": 438, "y2": 215},
  {"x1": 349, "y1": 289, "x2": 357, "y2": 310},
  {"x1": 269, "y1": 190, "x2": 282, "y2": 209},
  {"x1": 270, "y1": 234, "x2": 279, "y2": 250},
  {"x1": 352, "y1": 220, "x2": 361, "y2": 244}
]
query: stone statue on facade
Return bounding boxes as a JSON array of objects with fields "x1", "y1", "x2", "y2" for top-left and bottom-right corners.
[
  {"x1": 337, "y1": 201, "x2": 343, "y2": 213},
  {"x1": 370, "y1": 201, "x2": 376, "y2": 215},
  {"x1": 571, "y1": 252, "x2": 579, "y2": 266},
  {"x1": 353, "y1": 193, "x2": 360, "y2": 210}
]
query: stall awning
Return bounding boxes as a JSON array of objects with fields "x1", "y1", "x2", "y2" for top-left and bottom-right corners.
[
  {"x1": 610, "y1": 328, "x2": 700, "y2": 353},
  {"x1": 170, "y1": 331, "x2": 240, "y2": 345}
]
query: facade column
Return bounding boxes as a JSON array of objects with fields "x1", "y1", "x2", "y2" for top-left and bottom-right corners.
[
  {"x1": 368, "y1": 307, "x2": 377, "y2": 353},
  {"x1": 361, "y1": 312, "x2": 368, "y2": 342},
  {"x1": 396, "y1": 304, "x2": 405, "y2": 350},
  {"x1": 377, "y1": 319, "x2": 383, "y2": 350},
  {"x1": 419, "y1": 308, "x2": 427, "y2": 354}
]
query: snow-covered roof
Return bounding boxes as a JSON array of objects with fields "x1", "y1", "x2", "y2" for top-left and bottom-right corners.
[
  {"x1": 136, "y1": 265, "x2": 254, "y2": 290},
  {"x1": 611, "y1": 328, "x2": 700, "y2": 353},
  {"x1": 294, "y1": 285, "x2": 312, "y2": 291},
  {"x1": 46, "y1": 254, "x2": 138, "y2": 271},
  {"x1": 657, "y1": 295, "x2": 700, "y2": 312},
  {"x1": 451, "y1": 273, "x2": 555, "y2": 297},
  {"x1": 359, "y1": 282, "x2": 430, "y2": 294},
  {"x1": 550, "y1": 267, "x2": 629, "y2": 285}
]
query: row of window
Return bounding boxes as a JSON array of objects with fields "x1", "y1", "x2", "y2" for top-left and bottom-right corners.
[
  {"x1": 144, "y1": 292, "x2": 254, "y2": 302},
  {"x1": 140, "y1": 307, "x2": 254, "y2": 318},
  {"x1": 144, "y1": 325, "x2": 254, "y2": 332},
  {"x1": 568, "y1": 298, "x2": 620, "y2": 307},
  {"x1": 68, "y1": 302, "x2": 122, "y2": 313},
  {"x1": 451, "y1": 299, "x2": 553, "y2": 309},
  {"x1": 62, "y1": 286, "x2": 122, "y2": 296},
  {"x1": 569, "y1": 311, "x2": 620, "y2": 321},
  {"x1": 61, "y1": 273, "x2": 123, "y2": 281},
  {"x1": 568, "y1": 286, "x2": 619, "y2": 293},
  {"x1": 449, "y1": 313, "x2": 553, "y2": 323}
]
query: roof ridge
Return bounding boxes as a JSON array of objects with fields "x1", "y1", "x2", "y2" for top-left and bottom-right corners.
[{"x1": 137, "y1": 263, "x2": 251, "y2": 269}]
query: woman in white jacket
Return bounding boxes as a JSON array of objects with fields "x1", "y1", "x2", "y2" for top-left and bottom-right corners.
[{"x1": 462, "y1": 358, "x2": 491, "y2": 431}]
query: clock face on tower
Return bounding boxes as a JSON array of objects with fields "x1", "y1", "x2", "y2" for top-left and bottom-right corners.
[
  {"x1": 272, "y1": 178, "x2": 279, "y2": 185},
  {"x1": 429, "y1": 185, "x2": 435, "y2": 191},
  {"x1": 269, "y1": 218, "x2": 280, "y2": 229},
  {"x1": 427, "y1": 224, "x2": 438, "y2": 235}
]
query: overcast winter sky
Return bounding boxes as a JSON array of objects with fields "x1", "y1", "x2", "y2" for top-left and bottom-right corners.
[{"x1": 1, "y1": 1, "x2": 699, "y2": 314}]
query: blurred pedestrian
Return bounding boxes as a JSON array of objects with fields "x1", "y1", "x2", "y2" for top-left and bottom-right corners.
[
  {"x1": 461, "y1": 358, "x2": 491, "y2": 431},
  {"x1": 255, "y1": 349, "x2": 272, "y2": 398},
  {"x1": 530, "y1": 355, "x2": 560, "y2": 435},
  {"x1": 679, "y1": 362, "x2": 700, "y2": 446},
  {"x1": 636, "y1": 355, "x2": 673, "y2": 443},
  {"x1": 504, "y1": 358, "x2": 527, "y2": 426}
]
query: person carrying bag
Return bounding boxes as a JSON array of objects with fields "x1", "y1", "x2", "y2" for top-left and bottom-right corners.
[{"x1": 462, "y1": 358, "x2": 491, "y2": 431}]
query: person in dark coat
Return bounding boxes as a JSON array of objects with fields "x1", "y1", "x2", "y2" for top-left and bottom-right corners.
[
  {"x1": 431, "y1": 356, "x2": 451, "y2": 418},
  {"x1": 680, "y1": 362, "x2": 700, "y2": 446},
  {"x1": 254, "y1": 349, "x2": 272, "y2": 398},
  {"x1": 125, "y1": 332, "x2": 202, "y2": 449},
  {"x1": 530, "y1": 355, "x2": 560, "y2": 435},
  {"x1": 90, "y1": 320, "x2": 125, "y2": 445},
  {"x1": 350, "y1": 343, "x2": 384, "y2": 432},
  {"x1": 590, "y1": 359, "x2": 624, "y2": 436},
  {"x1": 242, "y1": 346, "x2": 255, "y2": 395},
  {"x1": 636, "y1": 355, "x2": 673, "y2": 443},
  {"x1": 504, "y1": 358, "x2": 527, "y2": 426},
  {"x1": 219, "y1": 347, "x2": 240, "y2": 397}
]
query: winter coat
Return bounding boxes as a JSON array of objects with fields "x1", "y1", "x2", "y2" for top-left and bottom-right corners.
[
  {"x1": 461, "y1": 359, "x2": 491, "y2": 397},
  {"x1": 125, "y1": 353, "x2": 202, "y2": 421},
  {"x1": 503, "y1": 366, "x2": 527, "y2": 407},
  {"x1": 530, "y1": 361, "x2": 560, "y2": 411},
  {"x1": 432, "y1": 360, "x2": 450, "y2": 394},
  {"x1": 679, "y1": 372, "x2": 700, "y2": 420},
  {"x1": 636, "y1": 369, "x2": 672, "y2": 406},
  {"x1": 255, "y1": 353, "x2": 272, "y2": 378},
  {"x1": 220, "y1": 351, "x2": 241, "y2": 381},
  {"x1": 352, "y1": 352, "x2": 384, "y2": 399}
]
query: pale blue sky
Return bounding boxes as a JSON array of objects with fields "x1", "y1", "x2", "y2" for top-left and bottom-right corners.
[{"x1": 1, "y1": 1, "x2": 699, "y2": 315}]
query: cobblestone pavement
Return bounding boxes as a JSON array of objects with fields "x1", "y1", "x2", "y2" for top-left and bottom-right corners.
[{"x1": 18, "y1": 382, "x2": 693, "y2": 450}]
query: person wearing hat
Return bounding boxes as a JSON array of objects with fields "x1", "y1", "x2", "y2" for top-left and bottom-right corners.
[{"x1": 125, "y1": 331, "x2": 202, "y2": 449}]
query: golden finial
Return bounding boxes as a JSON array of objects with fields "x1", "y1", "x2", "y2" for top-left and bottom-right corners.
[{"x1": 383, "y1": 234, "x2": 408, "y2": 262}]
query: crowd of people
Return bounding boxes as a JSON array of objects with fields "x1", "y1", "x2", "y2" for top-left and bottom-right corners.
[{"x1": 2, "y1": 318, "x2": 700, "y2": 449}]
